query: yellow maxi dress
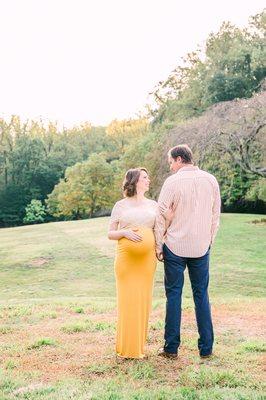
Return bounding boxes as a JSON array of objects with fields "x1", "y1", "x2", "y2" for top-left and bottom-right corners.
[{"x1": 110, "y1": 199, "x2": 157, "y2": 359}]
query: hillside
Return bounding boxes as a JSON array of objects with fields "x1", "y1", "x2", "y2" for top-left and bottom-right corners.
[{"x1": 0, "y1": 214, "x2": 265, "y2": 399}]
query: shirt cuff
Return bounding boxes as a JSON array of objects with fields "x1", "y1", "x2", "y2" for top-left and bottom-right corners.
[{"x1": 156, "y1": 243, "x2": 163, "y2": 253}]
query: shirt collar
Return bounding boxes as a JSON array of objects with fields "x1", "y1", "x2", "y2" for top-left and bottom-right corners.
[{"x1": 177, "y1": 165, "x2": 199, "y2": 173}]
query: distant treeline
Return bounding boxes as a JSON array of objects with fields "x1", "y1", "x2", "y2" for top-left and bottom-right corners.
[{"x1": 0, "y1": 10, "x2": 265, "y2": 227}]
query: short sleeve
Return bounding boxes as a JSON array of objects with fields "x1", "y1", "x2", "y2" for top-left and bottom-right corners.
[{"x1": 109, "y1": 201, "x2": 122, "y2": 224}]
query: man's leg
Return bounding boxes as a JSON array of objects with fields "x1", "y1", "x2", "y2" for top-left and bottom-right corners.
[
  {"x1": 163, "y1": 244, "x2": 186, "y2": 354},
  {"x1": 187, "y1": 248, "x2": 214, "y2": 356}
]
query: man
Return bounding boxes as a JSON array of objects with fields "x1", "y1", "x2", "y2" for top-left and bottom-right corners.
[{"x1": 154, "y1": 144, "x2": 221, "y2": 359}]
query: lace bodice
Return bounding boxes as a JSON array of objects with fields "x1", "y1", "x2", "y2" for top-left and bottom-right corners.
[{"x1": 109, "y1": 198, "x2": 158, "y2": 229}]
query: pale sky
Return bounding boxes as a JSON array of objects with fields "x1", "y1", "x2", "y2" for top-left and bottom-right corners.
[{"x1": 0, "y1": 0, "x2": 265, "y2": 127}]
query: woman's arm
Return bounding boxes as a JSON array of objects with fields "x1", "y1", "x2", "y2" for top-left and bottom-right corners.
[
  {"x1": 108, "y1": 224, "x2": 125, "y2": 240},
  {"x1": 108, "y1": 221, "x2": 142, "y2": 242}
]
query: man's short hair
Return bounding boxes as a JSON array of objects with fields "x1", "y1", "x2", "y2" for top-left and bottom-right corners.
[{"x1": 168, "y1": 144, "x2": 193, "y2": 164}]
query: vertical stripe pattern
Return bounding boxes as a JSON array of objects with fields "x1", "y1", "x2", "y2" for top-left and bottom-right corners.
[{"x1": 154, "y1": 165, "x2": 221, "y2": 258}]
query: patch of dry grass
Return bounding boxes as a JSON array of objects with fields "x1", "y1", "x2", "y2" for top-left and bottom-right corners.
[{"x1": 0, "y1": 214, "x2": 265, "y2": 399}]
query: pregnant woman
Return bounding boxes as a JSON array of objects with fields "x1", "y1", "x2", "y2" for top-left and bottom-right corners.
[{"x1": 108, "y1": 168, "x2": 158, "y2": 359}]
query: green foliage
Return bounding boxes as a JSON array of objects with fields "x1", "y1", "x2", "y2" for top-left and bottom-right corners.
[
  {"x1": 46, "y1": 153, "x2": 118, "y2": 218},
  {"x1": 0, "y1": 11, "x2": 265, "y2": 226},
  {"x1": 0, "y1": 117, "x2": 112, "y2": 226},
  {"x1": 106, "y1": 118, "x2": 149, "y2": 157},
  {"x1": 136, "y1": 11, "x2": 266, "y2": 212},
  {"x1": 200, "y1": 152, "x2": 259, "y2": 208},
  {"x1": 246, "y1": 179, "x2": 266, "y2": 202},
  {"x1": 23, "y1": 199, "x2": 46, "y2": 224},
  {"x1": 121, "y1": 127, "x2": 167, "y2": 198},
  {"x1": 151, "y1": 12, "x2": 266, "y2": 124},
  {"x1": 0, "y1": 185, "x2": 29, "y2": 226}
]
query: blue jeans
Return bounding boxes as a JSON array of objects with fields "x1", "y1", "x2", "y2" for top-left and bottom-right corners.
[{"x1": 163, "y1": 244, "x2": 214, "y2": 356}]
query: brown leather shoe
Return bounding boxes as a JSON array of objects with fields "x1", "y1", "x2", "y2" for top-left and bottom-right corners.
[
  {"x1": 200, "y1": 353, "x2": 212, "y2": 359},
  {"x1": 158, "y1": 348, "x2": 177, "y2": 359}
]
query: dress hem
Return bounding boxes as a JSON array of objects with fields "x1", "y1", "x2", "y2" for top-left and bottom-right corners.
[{"x1": 116, "y1": 353, "x2": 146, "y2": 360}]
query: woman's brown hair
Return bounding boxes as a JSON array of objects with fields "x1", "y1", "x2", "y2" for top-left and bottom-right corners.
[{"x1": 123, "y1": 168, "x2": 148, "y2": 197}]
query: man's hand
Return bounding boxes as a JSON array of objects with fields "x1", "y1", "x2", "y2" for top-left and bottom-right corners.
[{"x1": 156, "y1": 250, "x2": 164, "y2": 262}]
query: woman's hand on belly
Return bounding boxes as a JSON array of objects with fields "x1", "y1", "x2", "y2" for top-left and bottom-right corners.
[{"x1": 123, "y1": 229, "x2": 143, "y2": 242}]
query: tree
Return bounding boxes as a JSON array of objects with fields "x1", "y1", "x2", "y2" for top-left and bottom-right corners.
[
  {"x1": 144, "y1": 87, "x2": 266, "y2": 210},
  {"x1": 196, "y1": 90, "x2": 266, "y2": 178},
  {"x1": 0, "y1": 116, "x2": 120, "y2": 226},
  {"x1": 246, "y1": 178, "x2": 266, "y2": 202},
  {"x1": 46, "y1": 153, "x2": 118, "y2": 219},
  {"x1": 23, "y1": 200, "x2": 46, "y2": 224},
  {"x1": 149, "y1": 10, "x2": 266, "y2": 125},
  {"x1": 106, "y1": 118, "x2": 149, "y2": 155}
]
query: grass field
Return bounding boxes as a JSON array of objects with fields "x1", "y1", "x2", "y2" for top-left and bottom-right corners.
[{"x1": 0, "y1": 214, "x2": 265, "y2": 399}]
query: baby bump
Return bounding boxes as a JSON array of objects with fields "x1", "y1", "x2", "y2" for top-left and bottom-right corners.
[{"x1": 118, "y1": 227, "x2": 155, "y2": 257}]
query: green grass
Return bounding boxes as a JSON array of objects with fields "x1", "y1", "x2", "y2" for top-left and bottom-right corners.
[
  {"x1": 0, "y1": 214, "x2": 265, "y2": 399},
  {"x1": 73, "y1": 307, "x2": 85, "y2": 314},
  {"x1": 0, "y1": 214, "x2": 265, "y2": 301},
  {"x1": 239, "y1": 340, "x2": 266, "y2": 353},
  {"x1": 0, "y1": 326, "x2": 13, "y2": 334},
  {"x1": 129, "y1": 362, "x2": 157, "y2": 380},
  {"x1": 61, "y1": 322, "x2": 91, "y2": 334},
  {"x1": 61, "y1": 319, "x2": 115, "y2": 334},
  {"x1": 27, "y1": 338, "x2": 57, "y2": 349}
]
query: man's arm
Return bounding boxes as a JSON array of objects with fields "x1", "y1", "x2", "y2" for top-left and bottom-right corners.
[
  {"x1": 154, "y1": 179, "x2": 175, "y2": 257},
  {"x1": 211, "y1": 179, "x2": 221, "y2": 244}
]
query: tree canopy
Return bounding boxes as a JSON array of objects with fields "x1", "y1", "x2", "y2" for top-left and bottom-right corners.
[{"x1": 0, "y1": 10, "x2": 265, "y2": 226}]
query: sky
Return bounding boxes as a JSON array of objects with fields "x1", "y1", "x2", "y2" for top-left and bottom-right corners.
[{"x1": 0, "y1": 0, "x2": 265, "y2": 127}]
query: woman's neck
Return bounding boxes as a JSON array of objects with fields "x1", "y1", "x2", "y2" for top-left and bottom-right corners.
[{"x1": 131, "y1": 192, "x2": 146, "y2": 203}]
